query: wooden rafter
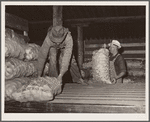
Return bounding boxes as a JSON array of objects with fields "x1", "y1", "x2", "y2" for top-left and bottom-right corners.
[{"x1": 29, "y1": 16, "x2": 145, "y2": 25}]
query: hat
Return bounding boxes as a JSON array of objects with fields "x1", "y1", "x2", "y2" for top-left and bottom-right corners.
[
  {"x1": 108, "y1": 40, "x2": 121, "y2": 49},
  {"x1": 49, "y1": 25, "x2": 68, "y2": 43}
]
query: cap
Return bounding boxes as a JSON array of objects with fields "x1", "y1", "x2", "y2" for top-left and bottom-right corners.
[{"x1": 108, "y1": 40, "x2": 121, "y2": 49}]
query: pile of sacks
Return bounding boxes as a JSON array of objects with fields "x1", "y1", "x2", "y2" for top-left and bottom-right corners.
[
  {"x1": 5, "y1": 28, "x2": 60, "y2": 102},
  {"x1": 5, "y1": 28, "x2": 49, "y2": 79},
  {"x1": 126, "y1": 59, "x2": 145, "y2": 77},
  {"x1": 5, "y1": 28, "x2": 40, "y2": 61}
]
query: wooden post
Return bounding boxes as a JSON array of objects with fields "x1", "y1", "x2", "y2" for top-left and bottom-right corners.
[
  {"x1": 77, "y1": 25, "x2": 84, "y2": 69},
  {"x1": 53, "y1": 6, "x2": 63, "y2": 26}
]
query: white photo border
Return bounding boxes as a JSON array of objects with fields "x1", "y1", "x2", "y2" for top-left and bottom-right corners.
[{"x1": 1, "y1": 1, "x2": 149, "y2": 121}]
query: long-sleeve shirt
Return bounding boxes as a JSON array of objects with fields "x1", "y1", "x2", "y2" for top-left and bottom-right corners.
[{"x1": 38, "y1": 28, "x2": 73, "y2": 77}]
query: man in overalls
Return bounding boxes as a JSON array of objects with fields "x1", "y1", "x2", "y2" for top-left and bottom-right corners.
[
  {"x1": 37, "y1": 25, "x2": 87, "y2": 85},
  {"x1": 108, "y1": 40, "x2": 127, "y2": 84}
]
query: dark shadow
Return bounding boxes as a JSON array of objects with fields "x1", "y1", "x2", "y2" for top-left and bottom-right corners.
[{"x1": 118, "y1": 47, "x2": 124, "y2": 54}]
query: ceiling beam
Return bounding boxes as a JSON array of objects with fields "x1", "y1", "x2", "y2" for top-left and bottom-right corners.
[{"x1": 29, "y1": 15, "x2": 145, "y2": 25}]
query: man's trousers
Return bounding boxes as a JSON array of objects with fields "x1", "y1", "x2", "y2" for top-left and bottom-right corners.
[{"x1": 48, "y1": 47, "x2": 82, "y2": 83}]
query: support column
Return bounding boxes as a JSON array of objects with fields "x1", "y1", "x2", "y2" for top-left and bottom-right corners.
[
  {"x1": 53, "y1": 6, "x2": 63, "y2": 26},
  {"x1": 77, "y1": 25, "x2": 84, "y2": 69}
]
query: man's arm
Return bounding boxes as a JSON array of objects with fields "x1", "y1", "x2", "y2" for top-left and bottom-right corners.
[
  {"x1": 116, "y1": 72, "x2": 126, "y2": 80},
  {"x1": 38, "y1": 34, "x2": 52, "y2": 76},
  {"x1": 58, "y1": 32, "x2": 73, "y2": 78}
]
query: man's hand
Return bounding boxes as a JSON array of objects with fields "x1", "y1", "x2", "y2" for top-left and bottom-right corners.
[
  {"x1": 111, "y1": 78, "x2": 117, "y2": 84},
  {"x1": 57, "y1": 74, "x2": 63, "y2": 85}
]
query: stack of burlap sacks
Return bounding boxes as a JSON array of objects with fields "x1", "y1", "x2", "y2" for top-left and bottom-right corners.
[
  {"x1": 126, "y1": 59, "x2": 145, "y2": 77},
  {"x1": 82, "y1": 46, "x2": 145, "y2": 84},
  {"x1": 5, "y1": 28, "x2": 62, "y2": 102}
]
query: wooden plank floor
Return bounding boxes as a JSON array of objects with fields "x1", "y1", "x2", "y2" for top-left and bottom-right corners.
[{"x1": 5, "y1": 82, "x2": 145, "y2": 113}]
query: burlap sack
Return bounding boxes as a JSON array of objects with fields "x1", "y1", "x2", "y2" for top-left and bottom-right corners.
[
  {"x1": 12, "y1": 77, "x2": 62, "y2": 102},
  {"x1": 128, "y1": 68, "x2": 145, "y2": 77},
  {"x1": 5, "y1": 38, "x2": 26, "y2": 59},
  {"x1": 92, "y1": 47, "x2": 111, "y2": 84},
  {"x1": 126, "y1": 59, "x2": 145, "y2": 69},
  {"x1": 25, "y1": 43, "x2": 40, "y2": 61},
  {"x1": 5, "y1": 58, "x2": 38, "y2": 80},
  {"x1": 5, "y1": 78, "x2": 30, "y2": 101}
]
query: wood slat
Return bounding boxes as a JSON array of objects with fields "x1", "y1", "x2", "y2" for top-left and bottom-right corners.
[
  {"x1": 5, "y1": 102, "x2": 145, "y2": 113},
  {"x1": 62, "y1": 91, "x2": 145, "y2": 94},
  {"x1": 63, "y1": 91, "x2": 144, "y2": 94},
  {"x1": 85, "y1": 43, "x2": 145, "y2": 48},
  {"x1": 85, "y1": 38, "x2": 145, "y2": 44},
  {"x1": 84, "y1": 57, "x2": 145, "y2": 62},
  {"x1": 85, "y1": 46, "x2": 145, "y2": 51},
  {"x1": 57, "y1": 94, "x2": 145, "y2": 98},
  {"x1": 50, "y1": 98, "x2": 145, "y2": 106},
  {"x1": 63, "y1": 86, "x2": 145, "y2": 90},
  {"x1": 55, "y1": 96, "x2": 145, "y2": 101},
  {"x1": 62, "y1": 89, "x2": 145, "y2": 92},
  {"x1": 58, "y1": 90, "x2": 145, "y2": 95},
  {"x1": 62, "y1": 82, "x2": 145, "y2": 87},
  {"x1": 84, "y1": 54, "x2": 145, "y2": 59},
  {"x1": 30, "y1": 15, "x2": 145, "y2": 25},
  {"x1": 85, "y1": 50, "x2": 145, "y2": 55},
  {"x1": 62, "y1": 87, "x2": 145, "y2": 91},
  {"x1": 62, "y1": 85, "x2": 145, "y2": 91}
]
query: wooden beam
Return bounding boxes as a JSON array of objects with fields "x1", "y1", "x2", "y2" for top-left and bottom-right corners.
[
  {"x1": 65, "y1": 15, "x2": 145, "y2": 23},
  {"x1": 53, "y1": 6, "x2": 63, "y2": 26},
  {"x1": 85, "y1": 43, "x2": 145, "y2": 48},
  {"x1": 84, "y1": 58, "x2": 145, "y2": 62},
  {"x1": 77, "y1": 26, "x2": 84, "y2": 69},
  {"x1": 71, "y1": 23, "x2": 89, "y2": 27},
  {"x1": 5, "y1": 13, "x2": 29, "y2": 32},
  {"x1": 29, "y1": 15, "x2": 145, "y2": 25},
  {"x1": 85, "y1": 50, "x2": 145, "y2": 55}
]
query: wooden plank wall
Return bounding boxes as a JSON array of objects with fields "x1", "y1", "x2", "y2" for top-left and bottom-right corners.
[{"x1": 84, "y1": 38, "x2": 145, "y2": 62}]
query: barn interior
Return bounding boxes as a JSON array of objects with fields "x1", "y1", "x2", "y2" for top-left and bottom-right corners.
[{"x1": 5, "y1": 5, "x2": 146, "y2": 113}]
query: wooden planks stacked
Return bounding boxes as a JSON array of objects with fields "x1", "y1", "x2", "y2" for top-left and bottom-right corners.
[
  {"x1": 5, "y1": 82, "x2": 145, "y2": 113},
  {"x1": 84, "y1": 38, "x2": 145, "y2": 62}
]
